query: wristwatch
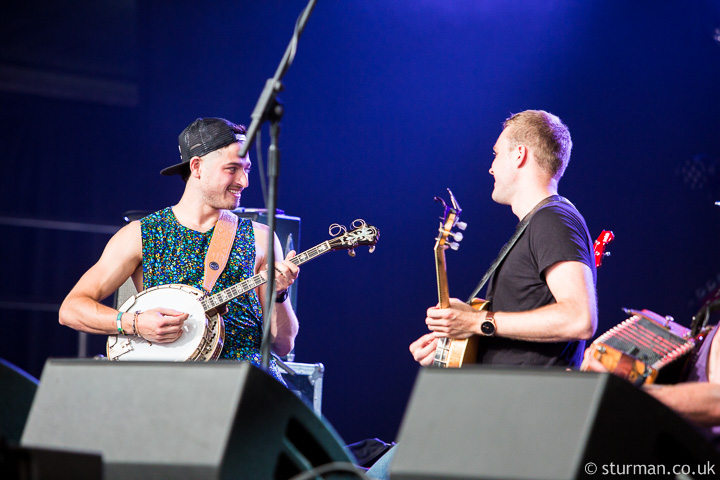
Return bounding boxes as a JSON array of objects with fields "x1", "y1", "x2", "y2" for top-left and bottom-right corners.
[
  {"x1": 275, "y1": 290, "x2": 289, "y2": 303},
  {"x1": 480, "y1": 311, "x2": 496, "y2": 336}
]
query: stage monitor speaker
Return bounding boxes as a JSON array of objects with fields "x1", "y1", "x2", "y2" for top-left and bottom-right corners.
[
  {"x1": 390, "y1": 367, "x2": 720, "y2": 480},
  {"x1": 21, "y1": 359, "x2": 354, "y2": 480},
  {"x1": 0, "y1": 441, "x2": 102, "y2": 480},
  {"x1": 0, "y1": 358, "x2": 38, "y2": 444},
  {"x1": 113, "y1": 208, "x2": 301, "y2": 313}
]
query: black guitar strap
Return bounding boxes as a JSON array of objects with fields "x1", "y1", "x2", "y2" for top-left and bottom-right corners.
[{"x1": 465, "y1": 195, "x2": 573, "y2": 303}]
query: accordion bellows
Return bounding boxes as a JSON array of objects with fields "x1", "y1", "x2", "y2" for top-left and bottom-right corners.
[
  {"x1": 584, "y1": 309, "x2": 700, "y2": 385},
  {"x1": 596, "y1": 309, "x2": 695, "y2": 369}
]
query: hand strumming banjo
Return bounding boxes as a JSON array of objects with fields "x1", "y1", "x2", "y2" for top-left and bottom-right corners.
[{"x1": 107, "y1": 219, "x2": 379, "y2": 361}]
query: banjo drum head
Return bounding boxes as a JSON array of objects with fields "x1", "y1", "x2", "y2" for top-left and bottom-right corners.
[{"x1": 115, "y1": 284, "x2": 209, "y2": 361}]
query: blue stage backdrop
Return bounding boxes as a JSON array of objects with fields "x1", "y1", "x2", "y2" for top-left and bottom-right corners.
[{"x1": 1, "y1": 0, "x2": 719, "y2": 445}]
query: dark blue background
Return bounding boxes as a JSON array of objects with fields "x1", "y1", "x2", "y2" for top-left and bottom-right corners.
[{"x1": 1, "y1": 0, "x2": 720, "y2": 446}]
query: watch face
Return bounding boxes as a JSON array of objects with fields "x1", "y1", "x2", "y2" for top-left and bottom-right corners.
[{"x1": 481, "y1": 321, "x2": 495, "y2": 335}]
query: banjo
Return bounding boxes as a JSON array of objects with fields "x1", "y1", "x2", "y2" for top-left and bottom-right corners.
[{"x1": 107, "y1": 219, "x2": 379, "y2": 361}]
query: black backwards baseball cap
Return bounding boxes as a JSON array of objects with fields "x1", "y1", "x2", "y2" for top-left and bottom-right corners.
[{"x1": 160, "y1": 117, "x2": 247, "y2": 176}]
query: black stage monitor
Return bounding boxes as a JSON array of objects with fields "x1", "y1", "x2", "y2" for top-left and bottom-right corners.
[
  {"x1": 21, "y1": 359, "x2": 353, "y2": 480},
  {"x1": 390, "y1": 367, "x2": 720, "y2": 480}
]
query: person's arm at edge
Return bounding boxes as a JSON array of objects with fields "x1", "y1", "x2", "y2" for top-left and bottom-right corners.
[{"x1": 643, "y1": 382, "x2": 720, "y2": 427}]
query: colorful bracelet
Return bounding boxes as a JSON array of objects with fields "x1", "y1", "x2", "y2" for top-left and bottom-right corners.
[
  {"x1": 134, "y1": 311, "x2": 150, "y2": 344},
  {"x1": 132, "y1": 311, "x2": 140, "y2": 336},
  {"x1": 116, "y1": 311, "x2": 126, "y2": 335}
]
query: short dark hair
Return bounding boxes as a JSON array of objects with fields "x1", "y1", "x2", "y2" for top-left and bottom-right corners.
[{"x1": 503, "y1": 110, "x2": 572, "y2": 180}]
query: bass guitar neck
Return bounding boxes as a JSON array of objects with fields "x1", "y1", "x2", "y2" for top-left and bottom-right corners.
[{"x1": 430, "y1": 189, "x2": 482, "y2": 368}]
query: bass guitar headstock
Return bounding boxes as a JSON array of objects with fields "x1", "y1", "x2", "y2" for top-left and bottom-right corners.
[
  {"x1": 594, "y1": 230, "x2": 615, "y2": 268},
  {"x1": 327, "y1": 219, "x2": 380, "y2": 257},
  {"x1": 434, "y1": 188, "x2": 466, "y2": 252}
]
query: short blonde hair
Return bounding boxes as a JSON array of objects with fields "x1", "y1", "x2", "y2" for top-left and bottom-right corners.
[{"x1": 503, "y1": 110, "x2": 572, "y2": 180}]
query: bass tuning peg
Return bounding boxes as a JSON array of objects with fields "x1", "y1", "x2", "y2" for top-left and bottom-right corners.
[{"x1": 456, "y1": 221, "x2": 467, "y2": 231}]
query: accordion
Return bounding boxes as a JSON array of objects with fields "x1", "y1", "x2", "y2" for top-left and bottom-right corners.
[{"x1": 582, "y1": 308, "x2": 708, "y2": 385}]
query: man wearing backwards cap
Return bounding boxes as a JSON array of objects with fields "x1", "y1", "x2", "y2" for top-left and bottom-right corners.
[{"x1": 59, "y1": 118, "x2": 299, "y2": 380}]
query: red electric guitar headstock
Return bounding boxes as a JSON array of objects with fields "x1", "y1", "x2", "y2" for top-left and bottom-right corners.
[{"x1": 593, "y1": 230, "x2": 615, "y2": 268}]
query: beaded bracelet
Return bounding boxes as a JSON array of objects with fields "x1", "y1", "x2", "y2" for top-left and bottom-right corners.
[
  {"x1": 116, "y1": 311, "x2": 126, "y2": 335},
  {"x1": 132, "y1": 311, "x2": 140, "y2": 336},
  {"x1": 133, "y1": 311, "x2": 151, "y2": 345}
]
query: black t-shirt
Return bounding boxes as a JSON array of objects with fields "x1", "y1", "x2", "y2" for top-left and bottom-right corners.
[{"x1": 480, "y1": 201, "x2": 597, "y2": 367}]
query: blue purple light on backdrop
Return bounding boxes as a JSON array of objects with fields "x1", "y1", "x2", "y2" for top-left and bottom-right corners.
[{"x1": 1, "y1": 0, "x2": 719, "y2": 445}]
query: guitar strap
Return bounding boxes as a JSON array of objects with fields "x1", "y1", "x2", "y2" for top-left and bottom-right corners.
[
  {"x1": 203, "y1": 209, "x2": 239, "y2": 294},
  {"x1": 465, "y1": 195, "x2": 573, "y2": 303}
]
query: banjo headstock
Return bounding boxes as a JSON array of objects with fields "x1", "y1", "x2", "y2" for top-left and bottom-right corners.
[{"x1": 327, "y1": 219, "x2": 380, "y2": 257}]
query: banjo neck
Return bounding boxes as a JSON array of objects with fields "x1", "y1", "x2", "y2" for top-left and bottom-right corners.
[
  {"x1": 199, "y1": 220, "x2": 380, "y2": 313},
  {"x1": 200, "y1": 241, "x2": 333, "y2": 313}
]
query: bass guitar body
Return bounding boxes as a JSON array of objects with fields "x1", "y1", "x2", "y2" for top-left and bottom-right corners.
[{"x1": 433, "y1": 298, "x2": 488, "y2": 368}]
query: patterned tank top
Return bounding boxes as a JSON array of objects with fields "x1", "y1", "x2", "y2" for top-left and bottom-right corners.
[{"x1": 140, "y1": 207, "x2": 283, "y2": 381}]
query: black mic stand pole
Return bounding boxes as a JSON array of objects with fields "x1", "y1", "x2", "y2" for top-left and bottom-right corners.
[
  {"x1": 238, "y1": 0, "x2": 317, "y2": 371},
  {"x1": 260, "y1": 107, "x2": 283, "y2": 371}
]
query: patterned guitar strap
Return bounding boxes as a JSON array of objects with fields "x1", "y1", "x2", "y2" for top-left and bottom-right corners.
[
  {"x1": 466, "y1": 195, "x2": 572, "y2": 303},
  {"x1": 203, "y1": 209, "x2": 239, "y2": 295}
]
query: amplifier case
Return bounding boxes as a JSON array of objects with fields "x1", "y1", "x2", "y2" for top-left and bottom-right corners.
[{"x1": 282, "y1": 361, "x2": 324, "y2": 414}]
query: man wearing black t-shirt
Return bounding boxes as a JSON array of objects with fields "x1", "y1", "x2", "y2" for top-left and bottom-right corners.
[{"x1": 410, "y1": 110, "x2": 598, "y2": 368}]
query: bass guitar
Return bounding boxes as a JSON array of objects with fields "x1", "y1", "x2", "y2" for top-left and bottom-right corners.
[
  {"x1": 107, "y1": 219, "x2": 379, "y2": 361},
  {"x1": 431, "y1": 207, "x2": 615, "y2": 368},
  {"x1": 431, "y1": 189, "x2": 487, "y2": 368}
]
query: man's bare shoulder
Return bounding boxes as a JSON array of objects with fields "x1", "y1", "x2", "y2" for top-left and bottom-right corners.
[
  {"x1": 119, "y1": 219, "x2": 142, "y2": 236},
  {"x1": 114, "y1": 220, "x2": 141, "y2": 243},
  {"x1": 251, "y1": 220, "x2": 269, "y2": 234},
  {"x1": 104, "y1": 220, "x2": 143, "y2": 261},
  {"x1": 252, "y1": 220, "x2": 271, "y2": 245}
]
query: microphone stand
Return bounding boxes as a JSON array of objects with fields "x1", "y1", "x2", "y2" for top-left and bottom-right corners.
[{"x1": 238, "y1": 0, "x2": 317, "y2": 371}]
